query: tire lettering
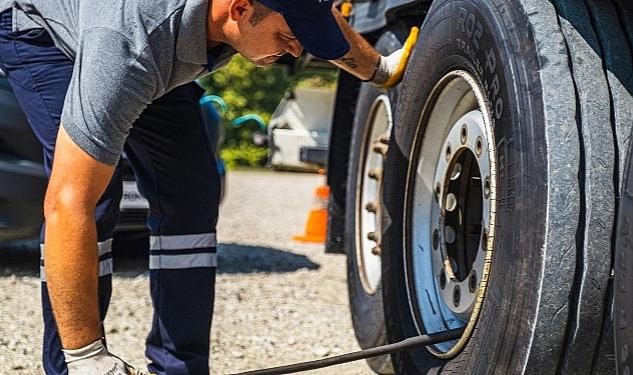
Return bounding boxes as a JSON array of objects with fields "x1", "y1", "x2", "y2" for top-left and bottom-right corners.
[
  {"x1": 495, "y1": 98, "x2": 504, "y2": 120},
  {"x1": 473, "y1": 21, "x2": 483, "y2": 50},
  {"x1": 457, "y1": 9, "x2": 483, "y2": 51},
  {"x1": 456, "y1": 10, "x2": 500, "y2": 119},
  {"x1": 466, "y1": 14, "x2": 476, "y2": 38},
  {"x1": 457, "y1": 8, "x2": 467, "y2": 33},
  {"x1": 490, "y1": 75, "x2": 500, "y2": 97},
  {"x1": 485, "y1": 49, "x2": 496, "y2": 74}
]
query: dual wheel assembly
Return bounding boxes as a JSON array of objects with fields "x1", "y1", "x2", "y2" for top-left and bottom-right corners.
[{"x1": 346, "y1": 0, "x2": 633, "y2": 373}]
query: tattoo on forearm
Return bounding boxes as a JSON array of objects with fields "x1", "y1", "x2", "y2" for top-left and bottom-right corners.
[{"x1": 336, "y1": 57, "x2": 358, "y2": 69}]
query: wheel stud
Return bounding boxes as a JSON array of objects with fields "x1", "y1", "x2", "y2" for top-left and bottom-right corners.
[
  {"x1": 482, "y1": 229, "x2": 489, "y2": 251},
  {"x1": 439, "y1": 269, "x2": 447, "y2": 289},
  {"x1": 432, "y1": 229, "x2": 439, "y2": 250},
  {"x1": 461, "y1": 125, "x2": 468, "y2": 145},
  {"x1": 469, "y1": 272, "x2": 477, "y2": 293},
  {"x1": 446, "y1": 193, "x2": 457, "y2": 212},
  {"x1": 372, "y1": 142, "x2": 388, "y2": 156},
  {"x1": 365, "y1": 201, "x2": 377, "y2": 213},
  {"x1": 475, "y1": 136, "x2": 483, "y2": 157},
  {"x1": 371, "y1": 246, "x2": 381, "y2": 256},
  {"x1": 453, "y1": 285, "x2": 461, "y2": 307},
  {"x1": 367, "y1": 231, "x2": 379, "y2": 242},
  {"x1": 484, "y1": 176, "x2": 491, "y2": 199},
  {"x1": 368, "y1": 168, "x2": 382, "y2": 180}
]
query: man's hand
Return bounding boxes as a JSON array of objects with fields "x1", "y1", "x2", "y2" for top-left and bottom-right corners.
[
  {"x1": 63, "y1": 339, "x2": 147, "y2": 375},
  {"x1": 370, "y1": 27, "x2": 420, "y2": 89},
  {"x1": 329, "y1": 8, "x2": 419, "y2": 89}
]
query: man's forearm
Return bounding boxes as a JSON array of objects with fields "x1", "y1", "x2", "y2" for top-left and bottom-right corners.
[
  {"x1": 45, "y1": 208, "x2": 101, "y2": 349},
  {"x1": 44, "y1": 125, "x2": 115, "y2": 350},
  {"x1": 330, "y1": 8, "x2": 380, "y2": 80}
]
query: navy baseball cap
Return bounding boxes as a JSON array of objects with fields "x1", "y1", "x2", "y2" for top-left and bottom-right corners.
[{"x1": 257, "y1": 0, "x2": 350, "y2": 60}]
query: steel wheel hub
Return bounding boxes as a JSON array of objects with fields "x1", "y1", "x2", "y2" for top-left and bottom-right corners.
[
  {"x1": 406, "y1": 70, "x2": 497, "y2": 358},
  {"x1": 356, "y1": 95, "x2": 392, "y2": 294}
]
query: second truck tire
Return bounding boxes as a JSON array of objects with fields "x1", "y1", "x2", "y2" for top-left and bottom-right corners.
[{"x1": 345, "y1": 27, "x2": 407, "y2": 374}]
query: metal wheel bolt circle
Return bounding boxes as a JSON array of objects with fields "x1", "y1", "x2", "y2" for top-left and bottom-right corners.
[
  {"x1": 355, "y1": 95, "x2": 393, "y2": 294},
  {"x1": 407, "y1": 70, "x2": 497, "y2": 358}
]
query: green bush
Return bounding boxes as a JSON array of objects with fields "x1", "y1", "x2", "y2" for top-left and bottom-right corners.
[{"x1": 220, "y1": 142, "x2": 269, "y2": 169}]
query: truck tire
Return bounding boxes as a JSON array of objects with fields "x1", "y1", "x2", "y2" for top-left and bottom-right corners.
[
  {"x1": 615, "y1": 130, "x2": 633, "y2": 375},
  {"x1": 380, "y1": 0, "x2": 627, "y2": 373},
  {"x1": 610, "y1": 1, "x2": 633, "y2": 374},
  {"x1": 345, "y1": 27, "x2": 407, "y2": 374}
]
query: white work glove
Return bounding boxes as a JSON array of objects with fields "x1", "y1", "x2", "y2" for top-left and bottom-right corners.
[
  {"x1": 370, "y1": 27, "x2": 420, "y2": 89},
  {"x1": 63, "y1": 339, "x2": 146, "y2": 375}
]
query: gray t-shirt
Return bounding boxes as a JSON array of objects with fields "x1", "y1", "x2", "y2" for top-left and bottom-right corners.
[{"x1": 1, "y1": 0, "x2": 235, "y2": 165}]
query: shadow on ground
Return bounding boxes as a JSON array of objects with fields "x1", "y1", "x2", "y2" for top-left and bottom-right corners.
[
  {"x1": 217, "y1": 243, "x2": 320, "y2": 273},
  {"x1": 0, "y1": 241, "x2": 320, "y2": 278}
]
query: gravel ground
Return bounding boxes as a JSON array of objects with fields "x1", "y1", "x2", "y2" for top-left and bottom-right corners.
[{"x1": 0, "y1": 170, "x2": 373, "y2": 374}]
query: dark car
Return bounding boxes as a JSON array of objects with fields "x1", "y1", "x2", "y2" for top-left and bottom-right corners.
[
  {"x1": 0, "y1": 73, "x2": 47, "y2": 243},
  {"x1": 0, "y1": 74, "x2": 225, "y2": 245}
]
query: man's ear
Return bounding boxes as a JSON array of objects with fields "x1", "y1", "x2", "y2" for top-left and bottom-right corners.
[{"x1": 228, "y1": 0, "x2": 253, "y2": 22}]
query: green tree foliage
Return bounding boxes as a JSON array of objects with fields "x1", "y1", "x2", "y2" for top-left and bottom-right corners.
[
  {"x1": 198, "y1": 55, "x2": 337, "y2": 169},
  {"x1": 198, "y1": 55, "x2": 292, "y2": 125}
]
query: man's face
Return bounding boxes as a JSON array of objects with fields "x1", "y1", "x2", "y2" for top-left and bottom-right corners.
[{"x1": 226, "y1": 1, "x2": 303, "y2": 66}]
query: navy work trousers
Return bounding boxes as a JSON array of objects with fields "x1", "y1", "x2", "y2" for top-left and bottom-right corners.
[{"x1": 0, "y1": 10, "x2": 220, "y2": 375}]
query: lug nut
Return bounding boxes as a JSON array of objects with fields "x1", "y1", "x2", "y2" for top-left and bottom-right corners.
[
  {"x1": 372, "y1": 142, "x2": 388, "y2": 156},
  {"x1": 435, "y1": 182, "x2": 441, "y2": 198},
  {"x1": 461, "y1": 125, "x2": 468, "y2": 145},
  {"x1": 367, "y1": 231, "x2": 379, "y2": 242},
  {"x1": 445, "y1": 143, "x2": 452, "y2": 161},
  {"x1": 432, "y1": 228, "x2": 439, "y2": 250},
  {"x1": 371, "y1": 246, "x2": 381, "y2": 256},
  {"x1": 446, "y1": 193, "x2": 457, "y2": 212},
  {"x1": 365, "y1": 201, "x2": 377, "y2": 213},
  {"x1": 453, "y1": 285, "x2": 461, "y2": 307},
  {"x1": 475, "y1": 136, "x2": 483, "y2": 157},
  {"x1": 469, "y1": 272, "x2": 477, "y2": 293},
  {"x1": 378, "y1": 134, "x2": 390, "y2": 145},
  {"x1": 439, "y1": 270, "x2": 447, "y2": 289},
  {"x1": 368, "y1": 168, "x2": 382, "y2": 180}
]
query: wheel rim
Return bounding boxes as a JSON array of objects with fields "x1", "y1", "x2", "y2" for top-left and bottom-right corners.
[
  {"x1": 404, "y1": 71, "x2": 497, "y2": 358},
  {"x1": 356, "y1": 94, "x2": 392, "y2": 294}
]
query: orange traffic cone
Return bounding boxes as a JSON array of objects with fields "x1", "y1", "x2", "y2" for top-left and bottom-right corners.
[{"x1": 293, "y1": 184, "x2": 330, "y2": 243}]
